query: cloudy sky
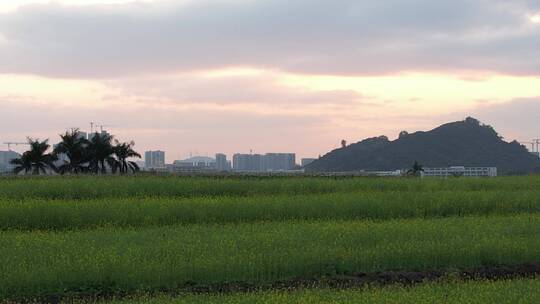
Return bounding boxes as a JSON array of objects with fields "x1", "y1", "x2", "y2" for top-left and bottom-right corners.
[{"x1": 1, "y1": 0, "x2": 539, "y2": 161}]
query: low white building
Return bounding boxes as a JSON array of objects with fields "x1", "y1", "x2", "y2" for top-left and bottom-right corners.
[
  {"x1": 370, "y1": 170, "x2": 403, "y2": 177},
  {"x1": 421, "y1": 166, "x2": 497, "y2": 177}
]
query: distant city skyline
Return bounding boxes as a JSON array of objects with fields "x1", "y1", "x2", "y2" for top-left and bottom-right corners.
[
  {"x1": 1, "y1": 116, "x2": 539, "y2": 163},
  {"x1": 1, "y1": 0, "x2": 539, "y2": 160}
]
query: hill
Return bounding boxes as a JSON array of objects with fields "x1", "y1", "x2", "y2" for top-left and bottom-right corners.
[{"x1": 306, "y1": 117, "x2": 540, "y2": 175}]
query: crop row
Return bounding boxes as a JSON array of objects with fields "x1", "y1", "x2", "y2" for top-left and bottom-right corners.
[
  {"x1": 1, "y1": 176, "x2": 540, "y2": 200},
  {"x1": 87, "y1": 279, "x2": 540, "y2": 304},
  {"x1": 1, "y1": 190, "x2": 540, "y2": 230},
  {"x1": 1, "y1": 215, "x2": 539, "y2": 299}
]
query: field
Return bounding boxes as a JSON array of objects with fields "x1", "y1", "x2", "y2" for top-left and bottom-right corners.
[
  {"x1": 0, "y1": 175, "x2": 539, "y2": 302},
  {"x1": 91, "y1": 279, "x2": 540, "y2": 304}
]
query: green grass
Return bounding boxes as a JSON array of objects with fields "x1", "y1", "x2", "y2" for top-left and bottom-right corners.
[
  {"x1": 1, "y1": 175, "x2": 540, "y2": 301},
  {"x1": 1, "y1": 190, "x2": 539, "y2": 230},
  {"x1": 88, "y1": 279, "x2": 540, "y2": 304},
  {"x1": 1, "y1": 175, "x2": 540, "y2": 200},
  {"x1": 1, "y1": 215, "x2": 539, "y2": 299}
]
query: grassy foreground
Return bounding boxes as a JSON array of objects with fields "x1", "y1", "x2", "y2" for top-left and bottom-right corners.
[
  {"x1": 0, "y1": 175, "x2": 539, "y2": 302},
  {"x1": 1, "y1": 215, "x2": 539, "y2": 299},
  {"x1": 91, "y1": 279, "x2": 540, "y2": 304}
]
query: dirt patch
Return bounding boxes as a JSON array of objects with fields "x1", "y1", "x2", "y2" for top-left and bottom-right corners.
[
  {"x1": 9, "y1": 262, "x2": 540, "y2": 303},
  {"x1": 185, "y1": 263, "x2": 540, "y2": 294},
  {"x1": 461, "y1": 262, "x2": 540, "y2": 280}
]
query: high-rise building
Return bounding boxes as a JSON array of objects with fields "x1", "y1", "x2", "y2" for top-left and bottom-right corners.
[
  {"x1": 263, "y1": 153, "x2": 296, "y2": 171},
  {"x1": 215, "y1": 153, "x2": 231, "y2": 171},
  {"x1": 233, "y1": 154, "x2": 250, "y2": 171},
  {"x1": 145, "y1": 150, "x2": 165, "y2": 169},
  {"x1": 233, "y1": 153, "x2": 296, "y2": 172},
  {"x1": 233, "y1": 153, "x2": 263, "y2": 171}
]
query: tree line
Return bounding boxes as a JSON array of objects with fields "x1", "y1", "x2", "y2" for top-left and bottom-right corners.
[{"x1": 10, "y1": 129, "x2": 141, "y2": 175}]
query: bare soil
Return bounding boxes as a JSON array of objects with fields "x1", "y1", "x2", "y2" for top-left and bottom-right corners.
[{"x1": 14, "y1": 262, "x2": 540, "y2": 304}]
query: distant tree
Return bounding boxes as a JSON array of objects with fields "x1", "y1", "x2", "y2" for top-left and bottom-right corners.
[
  {"x1": 111, "y1": 140, "x2": 141, "y2": 174},
  {"x1": 399, "y1": 131, "x2": 409, "y2": 139},
  {"x1": 87, "y1": 132, "x2": 114, "y2": 174},
  {"x1": 341, "y1": 140, "x2": 347, "y2": 148},
  {"x1": 11, "y1": 138, "x2": 57, "y2": 175},
  {"x1": 407, "y1": 161, "x2": 424, "y2": 177},
  {"x1": 53, "y1": 129, "x2": 89, "y2": 174},
  {"x1": 10, "y1": 152, "x2": 33, "y2": 175},
  {"x1": 465, "y1": 117, "x2": 480, "y2": 125},
  {"x1": 11, "y1": 131, "x2": 143, "y2": 176}
]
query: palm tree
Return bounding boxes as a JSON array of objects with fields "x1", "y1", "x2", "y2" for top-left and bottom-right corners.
[
  {"x1": 10, "y1": 152, "x2": 33, "y2": 174},
  {"x1": 11, "y1": 138, "x2": 57, "y2": 175},
  {"x1": 53, "y1": 129, "x2": 89, "y2": 174},
  {"x1": 111, "y1": 140, "x2": 141, "y2": 174},
  {"x1": 87, "y1": 132, "x2": 114, "y2": 174},
  {"x1": 407, "y1": 161, "x2": 424, "y2": 177}
]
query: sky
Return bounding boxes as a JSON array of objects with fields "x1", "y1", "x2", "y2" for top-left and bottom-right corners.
[{"x1": 1, "y1": 0, "x2": 539, "y2": 161}]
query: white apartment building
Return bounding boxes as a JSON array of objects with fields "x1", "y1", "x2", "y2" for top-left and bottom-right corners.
[
  {"x1": 421, "y1": 166, "x2": 497, "y2": 177},
  {"x1": 233, "y1": 153, "x2": 296, "y2": 172},
  {"x1": 145, "y1": 150, "x2": 166, "y2": 169},
  {"x1": 263, "y1": 153, "x2": 296, "y2": 171},
  {"x1": 233, "y1": 153, "x2": 264, "y2": 171},
  {"x1": 215, "y1": 153, "x2": 231, "y2": 171}
]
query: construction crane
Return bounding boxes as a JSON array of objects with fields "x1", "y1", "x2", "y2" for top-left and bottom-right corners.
[{"x1": 3, "y1": 142, "x2": 29, "y2": 151}]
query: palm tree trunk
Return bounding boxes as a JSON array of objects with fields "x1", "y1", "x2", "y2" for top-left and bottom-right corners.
[{"x1": 100, "y1": 160, "x2": 106, "y2": 174}]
